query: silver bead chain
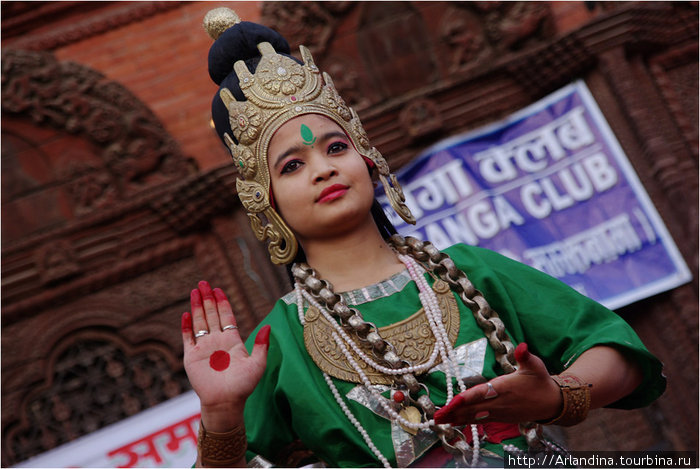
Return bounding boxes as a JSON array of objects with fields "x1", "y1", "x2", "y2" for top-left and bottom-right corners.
[
  {"x1": 390, "y1": 234, "x2": 517, "y2": 373},
  {"x1": 291, "y1": 235, "x2": 548, "y2": 465}
]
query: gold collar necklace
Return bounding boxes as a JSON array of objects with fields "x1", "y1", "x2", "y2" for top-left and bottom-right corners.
[
  {"x1": 292, "y1": 235, "x2": 559, "y2": 467},
  {"x1": 303, "y1": 273, "x2": 461, "y2": 386},
  {"x1": 293, "y1": 243, "x2": 478, "y2": 466}
]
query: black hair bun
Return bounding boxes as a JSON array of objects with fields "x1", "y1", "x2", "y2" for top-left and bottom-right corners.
[
  {"x1": 208, "y1": 21, "x2": 291, "y2": 86},
  {"x1": 207, "y1": 19, "x2": 301, "y2": 146}
]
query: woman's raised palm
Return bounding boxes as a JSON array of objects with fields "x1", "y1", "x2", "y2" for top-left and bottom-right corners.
[{"x1": 181, "y1": 281, "x2": 268, "y2": 410}]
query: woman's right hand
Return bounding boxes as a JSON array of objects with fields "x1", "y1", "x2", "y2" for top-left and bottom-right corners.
[{"x1": 181, "y1": 280, "x2": 269, "y2": 431}]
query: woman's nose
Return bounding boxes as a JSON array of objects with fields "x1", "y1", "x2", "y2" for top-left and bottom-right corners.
[{"x1": 311, "y1": 157, "x2": 338, "y2": 183}]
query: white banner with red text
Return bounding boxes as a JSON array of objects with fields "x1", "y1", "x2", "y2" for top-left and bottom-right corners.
[{"x1": 17, "y1": 391, "x2": 200, "y2": 468}]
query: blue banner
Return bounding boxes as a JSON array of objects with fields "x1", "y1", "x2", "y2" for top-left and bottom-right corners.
[{"x1": 379, "y1": 81, "x2": 691, "y2": 309}]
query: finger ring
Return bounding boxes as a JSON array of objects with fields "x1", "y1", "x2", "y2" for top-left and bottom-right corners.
[
  {"x1": 484, "y1": 382, "x2": 498, "y2": 400},
  {"x1": 222, "y1": 325, "x2": 238, "y2": 331},
  {"x1": 194, "y1": 330, "x2": 209, "y2": 338}
]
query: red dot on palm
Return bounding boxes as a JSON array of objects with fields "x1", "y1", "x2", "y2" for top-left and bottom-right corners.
[{"x1": 210, "y1": 350, "x2": 231, "y2": 371}]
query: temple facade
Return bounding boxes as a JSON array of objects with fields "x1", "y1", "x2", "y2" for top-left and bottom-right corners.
[{"x1": 2, "y1": 2, "x2": 697, "y2": 465}]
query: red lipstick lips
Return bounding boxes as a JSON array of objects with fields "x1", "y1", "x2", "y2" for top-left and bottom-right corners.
[{"x1": 317, "y1": 183, "x2": 349, "y2": 203}]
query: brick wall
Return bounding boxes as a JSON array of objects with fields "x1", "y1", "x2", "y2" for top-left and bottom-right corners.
[
  {"x1": 41, "y1": 1, "x2": 602, "y2": 171},
  {"x1": 3, "y1": 1, "x2": 695, "y2": 464},
  {"x1": 53, "y1": 2, "x2": 262, "y2": 171}
]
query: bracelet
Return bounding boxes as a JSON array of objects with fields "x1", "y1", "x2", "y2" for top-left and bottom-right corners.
[
  {"x1": 197, "y1": 420, "x2": 247, "y2": 467},
  {"x1": 540, "y1": 374, "x2": 591, "y2": 426}
]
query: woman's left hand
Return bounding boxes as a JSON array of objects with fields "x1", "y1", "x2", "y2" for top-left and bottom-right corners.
[{"x1": 433, "y1": 343, "x2": 562, "y2": 425}]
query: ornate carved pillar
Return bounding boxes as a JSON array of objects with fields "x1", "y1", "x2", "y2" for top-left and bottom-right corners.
[{"x1": 1, "y1": 49, "x2": 282, "y2": 465}]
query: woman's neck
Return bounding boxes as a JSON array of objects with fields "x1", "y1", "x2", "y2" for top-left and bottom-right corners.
[{"x1": 300, "y1": 222, "x2": 404, "y2": 292}]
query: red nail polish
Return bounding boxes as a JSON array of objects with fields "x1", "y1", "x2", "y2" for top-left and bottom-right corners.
[
  {"x1": 434, "y1": 408, "x2": 451, "y2": 424},
  {"x1": 181, "y1": 312, "x2": 192, "y2": 333},
  {"x1": 190, "y1": 289, "x2": 202, "y2": 306},
  {"x1": 213, "y1": 288, "x2": 228, "y2": 303},
  {"x1": 434, "y1": 394, "x2": 463, "y2": 424},
  {"x1": 199, "y1": 280, "x2": 214, "y2": 299},
  {"x1": 254, "y1": 324, "x2": 271, "y2": 347},
  {"x1": 434, "y1": 394, "x2": 464, "y2": 423},
  {"x1": 514, "y1": 342, "x2": 529, "y2": 363}
]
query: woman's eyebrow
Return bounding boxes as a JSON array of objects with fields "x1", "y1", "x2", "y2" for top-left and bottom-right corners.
[
  {"x1": 319, "y1": 131, "x2": 348, "y2": 141},
  {"x1": 272, "y1": 143, "x2": 303, "y2": 170},
  {"x1": 272, "y1": 130, "x2": 349, "y2": 170}
]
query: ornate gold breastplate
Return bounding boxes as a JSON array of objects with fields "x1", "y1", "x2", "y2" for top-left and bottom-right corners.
[{"x1": 303, "y1": 280, "x2": 460, "y2": 385}]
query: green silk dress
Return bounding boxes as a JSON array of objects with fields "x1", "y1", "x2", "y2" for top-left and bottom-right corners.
[{"x1": 243, "y1": 244, "x2": 666, "y2": 467}]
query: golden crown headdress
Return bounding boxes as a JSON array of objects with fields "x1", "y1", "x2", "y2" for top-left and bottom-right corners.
[{"x1": 204, "y1": 8, "x2": 415, "y2": 264}]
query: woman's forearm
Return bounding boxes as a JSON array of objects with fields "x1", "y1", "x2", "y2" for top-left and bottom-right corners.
[
  {"x1": 196, "y1": 398, "x2": 248, "y2": 467},
  {"x1": 562, "y1": 345, "x2": 643, "y2": 409},
  {"x1": 201, "y1": 401, "x2": 246, "y2": 432},
  {"x1": 196, "y1": 403, "x2": 248, "y2": 468}
]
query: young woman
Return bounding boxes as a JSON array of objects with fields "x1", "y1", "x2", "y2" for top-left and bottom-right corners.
[{"x1": 181, "y1": 8, "x2": 665, "y2": 468}]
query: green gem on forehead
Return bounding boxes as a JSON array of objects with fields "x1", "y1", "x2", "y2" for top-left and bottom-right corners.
[{"x1": 301, "y1": 124, "x2": 317, "y2": 146}]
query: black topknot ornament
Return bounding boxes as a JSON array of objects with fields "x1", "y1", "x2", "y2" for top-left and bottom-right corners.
[
  {"x1": 205, "y1": 8, "x2": 300, "y2": 145},
  {"x1": 203, "y1": 7, "x2": 241, "y2": 40},
  {"x1": 205, "y1": 7, "x2": 291, "y2": 86}
]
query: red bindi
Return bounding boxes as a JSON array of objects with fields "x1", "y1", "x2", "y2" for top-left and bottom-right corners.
[{"x1": 209, "y1": 350, "x2": 230, "y2": 372}]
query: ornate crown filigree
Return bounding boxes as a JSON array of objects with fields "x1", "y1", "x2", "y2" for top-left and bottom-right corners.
[{"x1": 206, "y1": 10, "x2": 415, "y2": 264}]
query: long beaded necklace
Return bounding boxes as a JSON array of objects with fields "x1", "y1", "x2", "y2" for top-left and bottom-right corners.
[{"x1": 293, "y1": 251, "x2": 482, "y2": 467}]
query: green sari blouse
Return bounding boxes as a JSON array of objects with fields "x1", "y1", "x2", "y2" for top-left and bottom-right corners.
[{"x1": 243, "y1": 244, "x2": 665, "y2": 467}]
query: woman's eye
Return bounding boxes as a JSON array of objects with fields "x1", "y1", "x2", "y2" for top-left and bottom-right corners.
[
  {"x1": 281, "y1": 160, "x2": 303, "y2": 174},
  {"x1": 328, "y1": 142, "x2": 348, "y2": 154}
]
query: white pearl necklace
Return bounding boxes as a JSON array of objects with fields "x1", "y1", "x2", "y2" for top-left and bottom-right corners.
[
  {"x1": 399, "y1": 254, "x2": 467, "y2": 398},
  {"x1": 300, "y1": 287, "x2": 440, "y2": 375},
  {"x1": 323, "y1": 373, "x2": 391, "y2": 468},
  {"x1": 295, "y1": 254, "x2": 482, "y2": 466}
]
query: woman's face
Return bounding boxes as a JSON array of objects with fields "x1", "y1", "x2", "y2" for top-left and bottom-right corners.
[{"x1": 267, "y1": 114, "x2": 375, "y2": 242}]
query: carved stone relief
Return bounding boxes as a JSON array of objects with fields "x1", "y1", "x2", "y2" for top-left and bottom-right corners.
[
  {"x1": 438, "y1": 2, "x2": 554, "y2": 74},
  {"x1": 260, "y1": 2, "x2": 556, "y2": 106},
  {"x1": 649, "y1": 44, "x2": 699, "y2": 161},
  {"x1": 399, "y1": 98, "x2": 443, "y2": 140},
  {"x1": 439, "y1": 6, "x2": 489, "y2": 72},
  {"x1": 1, "y1": 2, "x2": 697, "y2": 465},
  {"x1": 1, "y1": 49, "x2": 196, "y2": 216},
  {"x1": 261, "y1": 1, "x2": 347, "y2": 59},
  {"x1": 323, "y1": 58, "x2": 372, "y2": 110},
  {"x1": 2, "y1": 2, "x2": 185, "y2": 51},
  {"x1": 472, "y1": 1, "x2": 554, "y2": 51},
  {"x1": 1, "y1": 50, "x2": 202, "y2": 467},
  {"x1": 35, "y1": 240, "x2": 81, "y2": 285},
  {"x1": 3, "y1": 333, "x2": 190, "y2": 466},
  {"x1": 357, "y1": 2, "x2": 439, "y2": 99}
]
